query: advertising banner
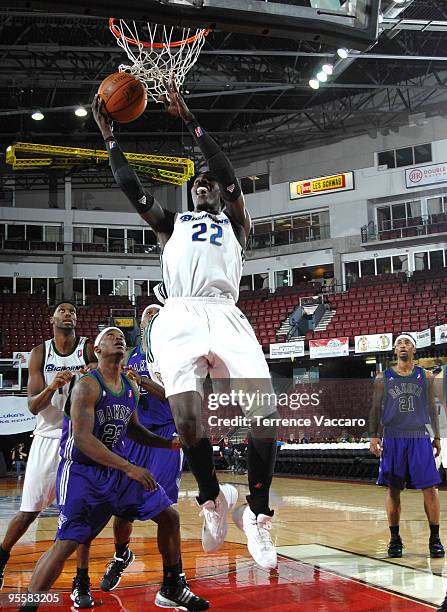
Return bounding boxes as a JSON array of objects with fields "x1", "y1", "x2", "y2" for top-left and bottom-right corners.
[
  {"x1": 290, "y1": 172, "x2": 354, "y2": 199},
  {"x1": 355, "y1": 333, "x2": 393, "y2": 353},
  {"x1": 0, "y1": 396, "x2": 36, "y2": 435},
  {"x1": 435, "y1": 324, "x2": 447, "y2": 345},
  {"x1": 309, "y1": 337, "x2": 349, "y2": 359},
  {"x1": 270, "y1": 341, "x2": 305, "y2": 359}
]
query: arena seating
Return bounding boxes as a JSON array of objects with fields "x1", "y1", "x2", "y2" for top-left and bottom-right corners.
[
  {"x1": 2, "y1": 270, "x2": 446, "y2": 356},
  {"x1": 312, "y1": 270, "x2": 447, "y2": 341},
  {"x1": 236, "y1": 283, "x2": 319, "y2": 349},
  {"x1": 275, "y1": 445, "x2": 379, "y2": 480}
]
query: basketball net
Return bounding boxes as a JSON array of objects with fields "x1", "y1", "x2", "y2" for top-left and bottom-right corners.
[{"x1": 109, "y1": 18, "x2": 209, "y2": 104}]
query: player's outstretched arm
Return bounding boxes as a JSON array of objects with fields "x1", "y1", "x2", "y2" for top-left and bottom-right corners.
[
  {"x1": 27, "y1": 344, "x2": 73, "y2": 415},
  {"x1": 92, "y1": 94, "x2": 174, "y2": 243},
  {"x1": 163, "y1": 79, "x2": 251, "y2": 239},
  {"x1": 369, "y1": 372, "x2": 384, "y2": 456},
  {"x1": 126, "y1": 411, "x2": 176, "y2": 449}
]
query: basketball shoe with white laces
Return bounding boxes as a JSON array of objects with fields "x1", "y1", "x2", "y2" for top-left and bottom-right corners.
[
  {"x1": 155, "y1": 580, "x2": 209, "y2": 611},
  {"x1": 199, "y1": 484, "x2": 238, "y2": 553},
  {"x1": 233, "y1": 504, "x2": 277, "y2": 569}
]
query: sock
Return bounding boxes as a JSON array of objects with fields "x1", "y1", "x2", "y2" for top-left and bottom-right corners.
[
  {"x1": 246, "y1": 432, "x2": 277, "y2": 516},
  {"x1": 430, "y1": 524, "x2": 440, "y2": 540},
  {"x1": 76, "y1": 567, "x2": 89, "y2": 581},
  {"x1": 115, "y1": 542, "x2": 130, "y2": 559},
  {"x1": 390, "y1": 525, "x2": 400, "y2": 539},
  {"x1": 179, "y1": 556, "x2": 183, "y2": 574},
  {"x1": 182, "y1": 438, "x2": 219, "y2": 504},
  {"x1": 163, "y1": 562, "x2": 181, "y2": 587},
  {"x1": 0, "y1": 545, "x2": 10, "y2": 561}
]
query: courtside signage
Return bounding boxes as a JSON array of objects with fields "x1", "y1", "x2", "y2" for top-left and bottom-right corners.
[
  {"x1": 270, "y1": 341, "x2": 305, "y2": 359},
  {"x1": 435, "y1": 324, "x2": 447, "y2": 345},
  {"x1": 406, "y1": 162, "x2": 447, "y2": 188},
  {"x1": 355, "y1": 333, "x2": 392, "y2": 353},
  {"x1": 309, "y1": 337, "x2": 349, "y2": 359},
  {"x1": 411, "y1": 328, "x2": 431, "y2": 349},
  {"x1": 290, "y1": 172, "x2": 354, "y2": 199},
  {"x1": 13, "y1": 351, "x2": 31, "y2": 368}
]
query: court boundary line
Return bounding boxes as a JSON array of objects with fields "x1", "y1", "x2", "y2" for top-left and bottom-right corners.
[
  {"x1": 317, "y1": 541, "x2": 445, "y2": 578},
  {"x1": 277, "y1": 547, "x2": 437, "y2": 609}
]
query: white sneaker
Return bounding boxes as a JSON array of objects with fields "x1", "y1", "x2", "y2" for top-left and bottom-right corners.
[
  {"x1": 233, "y1": 504, "x2": 277, "y2": 569},
  {"x1": 199, "y1": 484, "x2": 238, "y2": 553}
]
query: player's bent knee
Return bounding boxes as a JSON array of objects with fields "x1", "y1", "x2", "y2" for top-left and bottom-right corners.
[
  {"x1": 52, "y1": 539, "x2": 78, "y2": 559},
  {"x1": 154, "y1": 506, "x2": 180, "y2": 530},
  {"x1": 16, "y1": 510, "x2": 39, "y2": 527}
]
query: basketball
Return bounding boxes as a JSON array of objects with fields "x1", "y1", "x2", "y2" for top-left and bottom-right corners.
[{"x1": 98, "y1": 71, "x2": 147, "y2": 123}]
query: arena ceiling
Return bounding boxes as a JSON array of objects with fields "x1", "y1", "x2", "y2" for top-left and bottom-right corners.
[{"x1": 1, "y1": 0, "x2": 447, "y2": 173}]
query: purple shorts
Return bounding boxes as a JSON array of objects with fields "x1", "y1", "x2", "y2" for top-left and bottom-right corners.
[
  {"x1": 377, "y1": 436, "x2": 441, "y2": 490},
  {"x1": 56, "y1": 459, "x2": 171, "y2": 544},
  {"x1": 123, "y1": 422, "x2": 183, "y2": 503}
]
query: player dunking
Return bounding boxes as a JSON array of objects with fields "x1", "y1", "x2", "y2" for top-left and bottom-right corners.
[
  {"x1": 99, "y1": 305, "x2": 184, "y2": 592},
  {"x1": 93, "y1": 79, "x2": 278, "y2": 569},
  {"x1": 19, "y1": 327, "x2": 208, "y2": 612},
  {"x1": 0, "y1": 302, "x2": 97, "y2": 607},
  {"x1": 369, "y1": 333, "x2": 444, "y2": 559}
]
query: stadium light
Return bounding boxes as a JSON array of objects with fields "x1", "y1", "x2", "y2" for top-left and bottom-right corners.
[
  {"x1": 309, "y1": 79, "x2": 320, "y2": 90},
  {"x1": 31, "y1": 110, "x2": 44, "y2": 121},
  {"x1": 316, "y1": 71, "x2": 328, "y2": 82},
  {"x1": 322, "y1": 64, "x2": 333, "y2": 76},
  {"x1": 74, "y1": 106, "x2": 88, "y2": 117},
  {"x1": 337, "y1": 48, "x2": 349, "y2": 59}
]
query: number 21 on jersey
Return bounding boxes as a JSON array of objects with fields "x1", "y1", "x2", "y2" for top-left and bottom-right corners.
[{"x1": 191, "y1": 222, "x2": 223, "y2": 246}]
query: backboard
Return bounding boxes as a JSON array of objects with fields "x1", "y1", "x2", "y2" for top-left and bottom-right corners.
[{"x1": 14, "y1": 0, "x2": 381, "y2": 50}]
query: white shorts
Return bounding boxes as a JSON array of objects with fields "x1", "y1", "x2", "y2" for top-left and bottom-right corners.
[
  {"x1": 20, "y1": 435, "x2": 60, "y2": 512},
  {"x1": 151, "y1": 297, "x2": 273, "y2": 408}
]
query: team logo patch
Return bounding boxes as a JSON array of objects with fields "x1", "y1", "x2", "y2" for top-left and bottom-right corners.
[
  {"x1": 58, "y1": 513, "x2": 67, "y2": 529},
  {"x1": 138, "y1": 194, "x2": 147, "y2": 206},
  {"x1": 195, "y1": 126, "x2": 204, "y2": 138},
  {"x1": 226, "y1": 183, "x2": 235, "y2": 193}
]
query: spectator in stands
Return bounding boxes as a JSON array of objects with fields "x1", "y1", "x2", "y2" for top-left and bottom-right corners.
[
  {"x1": 300, "y1": 435, "x2": 309, "y2": 444},
  {"x1": 287, "y1": 433, "x2": 296, "y2": 445},
  {"x1": 219, "y1": 436, "x2": 234, "y2": 470},
  {"x1": 11, "y1": 444, "x2": 27, "y2": 479}
]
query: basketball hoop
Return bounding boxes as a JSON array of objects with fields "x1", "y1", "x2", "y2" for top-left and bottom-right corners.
[{"x1": 109, "y1": 17, "x2": 209, "y2": 104}]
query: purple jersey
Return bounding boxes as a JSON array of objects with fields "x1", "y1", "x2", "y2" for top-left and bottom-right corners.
[
  {"x1": 60, "y1": 369, "x2": 138, "y2": 465},
  {"x1": 381, "y1": 366, "x2": 430, "y2": 434},
  {"x1": 126, "y1": 344, "x2": 174, "y2": 428}
]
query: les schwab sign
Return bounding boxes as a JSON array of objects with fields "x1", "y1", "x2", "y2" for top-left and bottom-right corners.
[{"x1": 290, "y1": 172, "x2": 354, "y2": 199}]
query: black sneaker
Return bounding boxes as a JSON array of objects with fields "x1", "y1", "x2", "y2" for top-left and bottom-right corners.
[
  {"x1": 100, "y1": 550, "x2": 135, "y2": 592},
  {"x1": 70, "y1": 576, "x2": 94, "y2": 608},
  {"x1": 387, "y1": 536, "x2": 403, "y2": 558},
  {"x1": 0, "y1": 550, "x2": 10, "y2": 589},
  {"x1": 430, "y1": 537, "x2": 445, "y2": 559},
  {"x1": 155, "y1": 582, "x2": 209, "y2": 611}
]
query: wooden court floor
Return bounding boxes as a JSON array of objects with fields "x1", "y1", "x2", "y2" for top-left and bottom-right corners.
[{"x1": 0, "y1": 472, "x2": 445, "y2": 610}]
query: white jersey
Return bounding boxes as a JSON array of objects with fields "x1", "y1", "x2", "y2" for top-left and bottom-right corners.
[
  {"x1": 161, "y1": 211, "x2": 244, "y2": 302},
  {"x1": 33, "y1": 336, "x2": 88, "y2": 439}
]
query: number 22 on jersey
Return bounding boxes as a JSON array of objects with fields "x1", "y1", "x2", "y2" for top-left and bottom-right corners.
[{"x1": 191, "y1": 222, "x2": 223, "y2": 246}]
